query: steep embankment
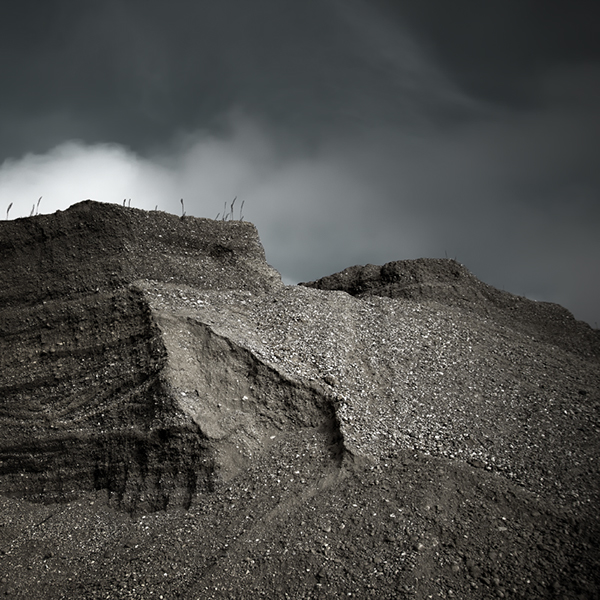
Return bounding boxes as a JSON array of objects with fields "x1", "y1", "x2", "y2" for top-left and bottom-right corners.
[{"x1": 0, "y1": 201, "x2": 338, "y2": 511}]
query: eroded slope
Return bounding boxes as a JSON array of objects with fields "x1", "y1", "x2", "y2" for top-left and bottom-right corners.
[{"x1": 0, "y1": 200, "x2": 305, "y2": 510}]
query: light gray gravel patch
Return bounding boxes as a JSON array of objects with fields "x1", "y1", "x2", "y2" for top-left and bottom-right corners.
[{"x1": 136, "y1": 279, "x2": 600, "y2": 513}]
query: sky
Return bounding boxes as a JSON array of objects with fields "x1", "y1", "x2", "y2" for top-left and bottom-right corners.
[{"x1": 1, "y1": 0, "x2": 599, "y2": 327}]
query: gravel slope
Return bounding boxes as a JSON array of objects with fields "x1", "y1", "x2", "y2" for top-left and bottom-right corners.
[{"x1": 0, "y1": 201, "x2": 598, "y2": 599}]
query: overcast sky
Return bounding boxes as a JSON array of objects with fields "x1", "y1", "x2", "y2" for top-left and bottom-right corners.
[{"x1": 1, "y1": 0, "x2": 599, "y2": 326}]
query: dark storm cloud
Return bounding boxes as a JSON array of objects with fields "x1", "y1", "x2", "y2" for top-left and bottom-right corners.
[
  {"x1": 0, "y1": 0, "x2": 477, "y2": 159},
  {"x1": 382, "y1": 0, "x2": 600, "y2": 105},
  {"x1": 1, "y1": 0, "x2": 599, "y2": 326}
]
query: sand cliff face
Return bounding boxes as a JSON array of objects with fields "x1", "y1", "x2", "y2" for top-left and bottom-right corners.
[{"x1": 0, "y1": 201, "x2": 289, "y2": 510}]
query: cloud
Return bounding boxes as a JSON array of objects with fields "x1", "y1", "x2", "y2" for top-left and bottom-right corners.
[
  {"x1": 0, "y1": 111, "x2": 426, "y2": 258},
  {"x1": 0, "y1": 141, "x2": 172, "y2": 216}
]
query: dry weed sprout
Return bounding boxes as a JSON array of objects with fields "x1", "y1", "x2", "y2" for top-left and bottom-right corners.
[{"x1": 215, "y1": 197, "x2": 244, "y2": 221}]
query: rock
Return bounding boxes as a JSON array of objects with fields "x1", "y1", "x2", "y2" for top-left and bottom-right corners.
[
  {"x1": 470, "y1": 565, "x2": 482, "y2": 578},
  {"x1": 323, "y1": 375, "x2": 338, "y2": 387}
]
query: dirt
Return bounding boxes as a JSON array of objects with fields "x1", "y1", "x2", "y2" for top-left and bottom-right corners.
[{"x1": 0, "y1": 200, "x2": 599, "y2": 599}]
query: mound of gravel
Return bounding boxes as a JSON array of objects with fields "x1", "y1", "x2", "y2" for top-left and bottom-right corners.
[{"x1": 0, "y1": 201, "x2": 598, "y2": 599}]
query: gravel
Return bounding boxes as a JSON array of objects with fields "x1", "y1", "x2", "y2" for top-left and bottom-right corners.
[{"x1": 1, "y1": 201, "x2": 598, "y2": 599}]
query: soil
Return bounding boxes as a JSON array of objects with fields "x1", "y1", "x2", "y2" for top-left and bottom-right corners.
[{"x1": 0, "y1": 200, "x2": 599, "y2": 599}]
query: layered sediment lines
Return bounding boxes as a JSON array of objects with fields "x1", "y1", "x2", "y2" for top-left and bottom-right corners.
[{"x1": 0, "y1": 201, "x2": 337, "y2": 511}]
